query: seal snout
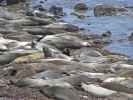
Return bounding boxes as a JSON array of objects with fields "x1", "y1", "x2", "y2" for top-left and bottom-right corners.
[{"x1": 82, "y1": 42, "x2": 91, "y2": 47}]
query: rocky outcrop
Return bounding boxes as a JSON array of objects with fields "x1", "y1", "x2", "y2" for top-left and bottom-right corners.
[
  {"x1": 74, "y1": 3, "x2": 88, "y2": 11},
  {"x1": 94, "y1": 4, "x2": 127, "y2": 16}
]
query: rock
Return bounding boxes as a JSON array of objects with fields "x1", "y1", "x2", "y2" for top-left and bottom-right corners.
[
  {"x1": 71, "y1": 12, "x2": 86, "y2": 19},
  {"x1": 128, "y1": 32, "x2": 133, "y2": 41},
  {"x1": 33, "y1": 4, "x2": 46, "y2": 11},
  {"x1": 40, "y1": 86, "x2": 80, "y2": 100},
  {"x1": 32, "y1": 10, "x2": 55, "y2": 18},
  {"x1": 49, "y1": 5, "x2": 64, "y2": 17},
  {"x1": 94, "y1": 4, "x2": 127, "y2": 16},
  {"x1": 82, "y1": 83, "x2": 116, "y2": 97},
  {"x1": 102, "y1": 31, "x2": 112, "y2": 37},
  {"x1": 74, "y1": 3, "x2": 88, "y2": 11}
]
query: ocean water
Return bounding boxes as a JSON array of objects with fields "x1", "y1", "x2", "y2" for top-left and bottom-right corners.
[{"x1": 32, "y1": 0, "x2": 133, "y2": 58}]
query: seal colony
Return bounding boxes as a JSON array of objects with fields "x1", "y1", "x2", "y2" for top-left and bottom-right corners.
[{"x1": 0, "y1": 0, "x2": 133, "y2": 100}]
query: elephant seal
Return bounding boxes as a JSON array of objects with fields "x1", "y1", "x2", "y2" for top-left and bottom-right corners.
[
  {"x1": 0, "y1": 36, "x2": 31, "y2": 50},
  {"x1": 42, "y1": 44, "x2": 74, "y2": 60},
  {"x1": 40, "y1": 86, "x2": 80, "y2": 100},
  {"x1": 32, "y1": 69, "x2": 68, "y2": 80},
  {"x1": 0, "y1": 50, "x2": 38, "y2": 65},
  {"x1": 0, "y1": 53, "x2": 23, "y2": 65},
  {"x1": 39, "y1": 34, "x2": 91, "y2": 50},
  {"x1": 0, "y1": 43, "x2": 8, "y2": 51},
  {"x1": 1, "y1": 0, "x2": 25, "y2": 5}
]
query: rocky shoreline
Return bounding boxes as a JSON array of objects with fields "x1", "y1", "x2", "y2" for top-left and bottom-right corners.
[{"x1": 0, "y1": 1, "x2": 133, "y2": 100}]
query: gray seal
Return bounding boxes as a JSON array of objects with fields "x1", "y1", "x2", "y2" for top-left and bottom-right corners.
[{"x1": 40, "y1": 86, "x2": 80, "y2": 100}]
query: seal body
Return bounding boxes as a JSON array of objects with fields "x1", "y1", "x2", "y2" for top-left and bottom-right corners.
[
  {"x1": 0, "y1": 0, "x2": 25, "y2": 5},
  {"x1": 0, "y1": 53, "x2": 18, "y2": 65}
]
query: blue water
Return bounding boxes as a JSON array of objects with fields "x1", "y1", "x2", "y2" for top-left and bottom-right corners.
[{"x1": 32, "y1": 0, "x2": 133, "y2": 58}]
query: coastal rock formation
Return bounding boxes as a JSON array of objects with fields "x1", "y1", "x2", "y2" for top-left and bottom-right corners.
[{"x1": 94, "y1": 4, "x2": 127, "y2": 16}]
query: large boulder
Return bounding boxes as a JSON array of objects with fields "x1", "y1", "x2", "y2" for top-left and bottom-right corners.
[
  {"x1": 128, "y1": 32, "x2": 133, "y2": 41},
  {"x1": 74, "y1": 3, "x2": 88, "y2": 11},
  {"x1": 49, "y1": 5, "x2": 64, "y2": 17},
  {"x1": 94, "y1": 4, "x2": 127, "y2": 16}
]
